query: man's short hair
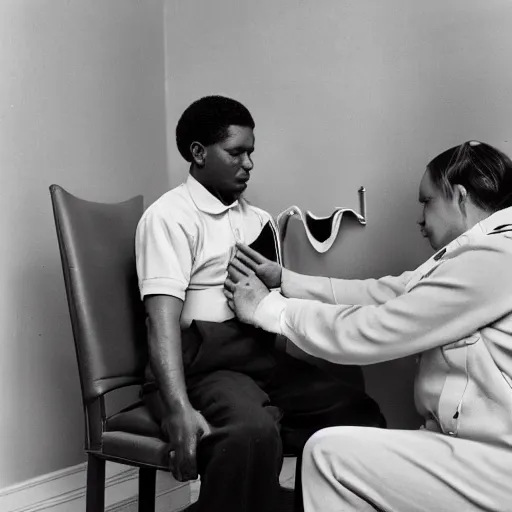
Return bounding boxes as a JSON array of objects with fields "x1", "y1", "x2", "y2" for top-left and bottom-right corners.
[{"x1": 176, "y1": 95, "x2": 255, "y2": 162}]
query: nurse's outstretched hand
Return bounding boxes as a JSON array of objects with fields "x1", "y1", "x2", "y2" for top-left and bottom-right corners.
[
  {"x1": 224, "y1": 258, "x2": 270, "y2": 326},
  {"x1": 232, "y1": 242, "x2": 282, "y2": 289}
]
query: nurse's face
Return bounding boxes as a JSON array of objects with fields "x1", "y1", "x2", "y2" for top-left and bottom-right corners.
[{"x1": 417, "y1": 169, "x2": 466, "y2": 251}]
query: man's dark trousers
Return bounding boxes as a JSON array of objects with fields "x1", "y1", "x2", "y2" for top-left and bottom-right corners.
[{"x1": 143, "y1": 319, "x2": 384, "y2": 512}]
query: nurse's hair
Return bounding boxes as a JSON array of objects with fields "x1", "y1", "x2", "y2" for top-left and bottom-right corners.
[
  {"x1": 176, "y1": 95, "x2": 255, "y2": 162},
  {"x1": 427, "y1": 141, "x2": 512, "y2": 211}
]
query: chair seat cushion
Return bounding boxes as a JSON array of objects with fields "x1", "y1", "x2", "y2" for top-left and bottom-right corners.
[
  {"x1": 101, "y1": 431, "x2": 170, "y2": 469},
  {"x1": 106, "y1": 401, "x2": 162, "y2": 438},
  {"x1": 102, "y1": 401, "x2": 169, "y2": 468},
  {"x1": 102, "y1": 400, "x2": 307, "y2": 466}
]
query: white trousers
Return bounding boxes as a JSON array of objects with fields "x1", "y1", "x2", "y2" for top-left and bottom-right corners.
[{"x1": 301, "y1": 426, "x2": 512, "y2": 512}]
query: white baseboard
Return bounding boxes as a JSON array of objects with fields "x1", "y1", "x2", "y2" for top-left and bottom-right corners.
[
  {"x1": 0, "y1": 461, "x2": 191, "y2": 512},
  {"x1": 0, "y1": 456, "x2": 297, "y2": 512}
]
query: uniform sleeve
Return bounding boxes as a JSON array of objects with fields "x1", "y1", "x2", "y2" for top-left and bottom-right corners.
[
  {"x1": 254, "y1": 242, "x2": 512, "y2": 365},
  {"x1": 135, "y1": 209, "x2": 195, "y2": 300},
  {"x1": 329, "y1": 272, "x2": 415, "y2": 305},
  {"x1": 281, "y1": 269, "x2": 413, "y2": 305},
  {"x1": 280, "y1": 270, "x2": 337, "y2": 303}
]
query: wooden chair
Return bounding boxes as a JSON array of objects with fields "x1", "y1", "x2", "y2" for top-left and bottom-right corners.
[{"x1": 50, "y1": 185, "x2": 170, "y2": 512}]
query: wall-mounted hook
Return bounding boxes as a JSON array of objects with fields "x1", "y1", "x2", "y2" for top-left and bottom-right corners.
[{"x1": 358, "y1": 186, "x2": 367, "y2": 224}]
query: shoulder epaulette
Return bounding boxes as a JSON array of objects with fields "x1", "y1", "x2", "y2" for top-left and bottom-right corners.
[{"x1": 489, "y1": 224, "x2": 512, "y2": 235}]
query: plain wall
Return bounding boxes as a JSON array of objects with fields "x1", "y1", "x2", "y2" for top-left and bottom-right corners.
[
  {"x1": 0, "y1": 0, "x2": 168, "y2": 488},
  {"x1": 164, "y1": 0, "x2": 512, "y2": 427}
]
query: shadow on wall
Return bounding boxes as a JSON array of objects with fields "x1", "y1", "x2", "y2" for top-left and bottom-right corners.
[{"x1": 282, "y1": 216, "x2": 423, "y2": 429}]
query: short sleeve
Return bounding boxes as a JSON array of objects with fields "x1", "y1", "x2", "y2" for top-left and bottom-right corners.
[{"x1": 135, "y1": 208, "x2": 195, "y2": 300}]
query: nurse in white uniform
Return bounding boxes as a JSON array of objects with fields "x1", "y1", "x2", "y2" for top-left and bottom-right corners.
[{"x1": 224, "y1": 141, "x2": 512, "y2": 512}]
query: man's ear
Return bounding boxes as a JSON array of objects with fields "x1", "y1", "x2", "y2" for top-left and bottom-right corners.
[{"x1": 190, "y1": 141, "x2": 207, "y2": 167}]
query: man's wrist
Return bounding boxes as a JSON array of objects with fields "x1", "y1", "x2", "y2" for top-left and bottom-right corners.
[
  {"x1": 158, "y1": 390, "x2": 192, "y2": 415},
  {"x1": 253, "y1": 290, "x2": 287, "y2": 333}
]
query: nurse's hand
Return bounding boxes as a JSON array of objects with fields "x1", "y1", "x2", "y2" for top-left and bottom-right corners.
[
  {"x1": 224, "y1": 259, "x2": 270, "y2": 326},
  {"x1": 233, "y1": 242, "x2": 282, "y2": 289}
]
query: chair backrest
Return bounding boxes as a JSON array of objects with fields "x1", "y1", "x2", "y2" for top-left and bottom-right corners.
[{"x1": 50, "y1": 185, "x2": 147, "y2": 405}]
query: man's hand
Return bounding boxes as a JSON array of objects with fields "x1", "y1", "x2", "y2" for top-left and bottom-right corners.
[
  {"x1": 224, "y1": 258, "x2": 270, "y2": 325},
  {"x1": 232, "y1": 242, "x2": 282, "y2": 289},
  {"x1": 161, "y1": 406, "x2": 211, "y2": 482}
]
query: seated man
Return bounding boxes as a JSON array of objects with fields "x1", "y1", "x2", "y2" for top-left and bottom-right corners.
[{"x1": 135, "y1": 95, "x2": 384, "y2": 512}]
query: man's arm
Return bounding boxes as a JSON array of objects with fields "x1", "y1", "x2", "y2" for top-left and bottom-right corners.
[
  {"x1": 145, "y1": 294, "x2": 210, "y2": 482},
  {"x1": 145, "y1": 295, "x2": 189, "y2": 412}
]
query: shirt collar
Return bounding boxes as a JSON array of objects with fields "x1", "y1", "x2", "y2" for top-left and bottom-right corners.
[
  {"x1": 477, "y1": 206, "x2": 512, "y2": 234},
  {"x1": 432, "y1": 206, "x2": 512, "y2": 260},
  {"x1": 186, "y1": 174, "x2": 239, "y2": 214}
]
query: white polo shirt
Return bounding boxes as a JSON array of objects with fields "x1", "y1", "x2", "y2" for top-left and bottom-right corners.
[{"x1": 135, "y1": 175, "x2": 275, "y2": 327}]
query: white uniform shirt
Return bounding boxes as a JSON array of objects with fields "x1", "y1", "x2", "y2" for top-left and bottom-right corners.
[
  {"x1": 135, "y1": 175, "x2": 274, "y2": 328},
  {"x1": 255, "y1": 206, "x2": 512, "y2": 443}
]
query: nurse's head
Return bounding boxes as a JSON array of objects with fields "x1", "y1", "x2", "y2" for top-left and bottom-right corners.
[
  {"x1": 417, "y1": 141, "x2": 512, "y2": 251},
  {"x1": 176, "y1": 95, "x2": 255, "y2": 206}
]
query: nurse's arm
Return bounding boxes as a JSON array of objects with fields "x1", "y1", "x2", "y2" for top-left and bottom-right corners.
[
  {"x1": 254, "y1": 243, "x2": 512, "y2": 365},
  {"x1": 236, "y1": 241, "x2": 412, "y2": 305},
  {"x1": 281, "y1": 268, "x2": 414, "y2": 305}
]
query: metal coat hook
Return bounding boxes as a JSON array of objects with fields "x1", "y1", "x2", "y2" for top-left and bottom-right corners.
[{"x1": 359, "y1": 186, "x2": 367, "y2": 223}]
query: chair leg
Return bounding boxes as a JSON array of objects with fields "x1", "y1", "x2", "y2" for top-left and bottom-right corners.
[
  {"x1": 86, "y1": 454, "x2": 106, "y2": 512},
  {"x1": 294, "y1": 453, "x2": 304, "y2": 512},
  {"x1": 138, "y1": 467, "x2": 157, "y2": 512}
]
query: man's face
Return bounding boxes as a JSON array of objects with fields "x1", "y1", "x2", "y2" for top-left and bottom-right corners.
[
  {"x1": 417, "y1": 169, "x2": 465, "y2": 251},
  {"x1": 203, "y1": 125, "x2": 255, "y2": 205}
]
